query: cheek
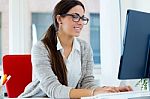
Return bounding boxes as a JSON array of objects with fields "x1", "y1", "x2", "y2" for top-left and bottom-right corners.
[{"x1": 62, "y1": 23, "x2": 74, "y2": 33}]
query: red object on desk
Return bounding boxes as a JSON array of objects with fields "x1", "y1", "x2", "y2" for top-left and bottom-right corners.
[{"x1": 2, "y1": 55, "x2": 32, "y2": 98}]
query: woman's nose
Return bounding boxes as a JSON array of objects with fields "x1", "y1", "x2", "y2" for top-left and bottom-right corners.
[{"x1": 77, "y1": 18, "x2": 84, "y2": 25}]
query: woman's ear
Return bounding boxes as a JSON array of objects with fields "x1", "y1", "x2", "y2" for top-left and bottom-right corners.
[{"x1": 56, "y1": 15, "x2": 62, "y2": 24}]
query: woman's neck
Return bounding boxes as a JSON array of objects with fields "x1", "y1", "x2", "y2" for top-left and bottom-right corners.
[{"x1": 57, "y1": 33, "x2": 74, "y2": 49}]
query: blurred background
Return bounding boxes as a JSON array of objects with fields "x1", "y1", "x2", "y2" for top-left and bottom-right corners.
[
  {"x1": 1, "y1": 0, "x2": 140, "y2": 87},
  {"x1": 0, "y1": 0, "x2": 102, "y2": 84}
]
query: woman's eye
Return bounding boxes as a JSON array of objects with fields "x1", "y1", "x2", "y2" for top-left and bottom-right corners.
[{"x1": 72, "y1": 15, "x2": 79, "y2": 19}]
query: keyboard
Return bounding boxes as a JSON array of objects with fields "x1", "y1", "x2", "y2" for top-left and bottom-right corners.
[{"x1": 81, "y1": 91, "x2": 150, "y2": 99}]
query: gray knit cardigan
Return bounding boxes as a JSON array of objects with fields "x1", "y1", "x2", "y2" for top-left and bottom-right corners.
[{"x1": 19, "y1": 38, "x2": 98, "y2": 98}]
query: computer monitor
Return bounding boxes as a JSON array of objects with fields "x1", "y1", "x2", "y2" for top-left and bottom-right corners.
[{"x1": 118, "y1": 9, "x2": 150, "y2": 79}]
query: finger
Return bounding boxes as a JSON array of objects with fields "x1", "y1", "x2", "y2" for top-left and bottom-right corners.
[
  {"x1": 113, "y1": 87, "x2": 120, "y2": 92},
  {"x1": 111, "y1": 87, "x2": 120, "y2": 93},
  {"x1": 127, "y1": 86, "x2": 133, "y2": 91},
  {"x1": 117, "y1": 86, "x2": 125, "y2": 92},
  {"x1": 119, "y1": 86, "x2": 132, "y2": 92},
  {"x1": 105, "y1": 87, "x2": 118, "y2": 93}
]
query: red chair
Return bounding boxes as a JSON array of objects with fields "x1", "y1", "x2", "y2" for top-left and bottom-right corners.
[{"x1": 2, "y1": 55, "x2": 32, "y2": 98}]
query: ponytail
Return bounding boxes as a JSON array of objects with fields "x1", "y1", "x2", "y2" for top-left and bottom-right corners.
[{"x1": 42, "y1": 24, "x2": 68, "y2": 86}]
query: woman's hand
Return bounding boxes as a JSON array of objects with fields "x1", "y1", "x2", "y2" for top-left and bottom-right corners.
[
  {"x1": 93, "y1": 86, "x2": 133, "y2": 96},
  {"x1": 117, "y1": 86, "x2": 133, "y2": 92}
]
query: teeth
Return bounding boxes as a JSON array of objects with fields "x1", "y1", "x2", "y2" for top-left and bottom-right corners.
[{"x1": 74, "y1": 27, "x2": 80, "y2": 30}]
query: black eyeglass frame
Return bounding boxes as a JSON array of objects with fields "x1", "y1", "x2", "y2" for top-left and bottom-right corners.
[{"x1": 60, "y1": 13, "x2": 89, "y2": 25}]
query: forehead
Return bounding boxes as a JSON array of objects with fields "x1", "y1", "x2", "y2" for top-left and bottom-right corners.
[{"x1": 67, "y1": 5, "x2": 85, "y2": 16}]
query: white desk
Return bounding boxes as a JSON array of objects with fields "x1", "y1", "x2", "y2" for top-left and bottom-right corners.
[
  {"x1": 4, "y1": 98, "x2": 50, "y2": 99},
  {"x1": 3, "y1": 91, "x2": 150, "y2": 99},
  {"x1": 81, "y1": 91, "x2": 150, "y2": 99}
]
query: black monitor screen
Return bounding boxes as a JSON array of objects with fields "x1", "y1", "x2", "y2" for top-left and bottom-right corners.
[{"x1": 118, "y1": 10, "x2": 150, "y2": 79}]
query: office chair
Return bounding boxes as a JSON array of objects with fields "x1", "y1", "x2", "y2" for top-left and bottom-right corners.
[{"x1": 2, "y1": 55, "x2": 32, "y2": 98}]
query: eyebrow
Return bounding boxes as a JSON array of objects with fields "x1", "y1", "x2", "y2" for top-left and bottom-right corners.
[{"x1": 70, "y1": 13, "x2": 85, "y2": 17}]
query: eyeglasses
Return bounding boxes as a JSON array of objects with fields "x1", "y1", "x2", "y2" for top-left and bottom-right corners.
[{"x1": 61, "y1": 13, "x2": 89, "y2": 25}]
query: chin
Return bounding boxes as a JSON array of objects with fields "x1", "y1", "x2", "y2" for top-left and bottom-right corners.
[
  {"x1": 75, "y1": 35, "x2": 80, "y2": 37},
  {"x1": 74, "y1": 33, "x2": 80, "y2": 37},
  {"x1": 71, "y1": 31, "x2": 80, "y2": 37}
]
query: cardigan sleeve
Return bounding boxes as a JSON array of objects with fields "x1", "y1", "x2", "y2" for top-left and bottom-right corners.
[
  {"x1": 31, "y1": 41, "x2": 73, "y2": 98},
  {"x1": 80, "y1": 42, "x2": 99, "y2": 89}
]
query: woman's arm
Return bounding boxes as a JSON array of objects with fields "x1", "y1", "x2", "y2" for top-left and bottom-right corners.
[
  {"x1": 70, "y1": 89, "x2": 93, "y2": 98},
  {"x1": 69, "y1": 86, "x2": 132, "y2": 98},
  {"x1": 80, "y1": 42, "x2": 98, "y2": 89}
]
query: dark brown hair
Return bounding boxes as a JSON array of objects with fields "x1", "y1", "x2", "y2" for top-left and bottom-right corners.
[{"x1": 42, "y1": 0, "x2": 85, "y2": 86}]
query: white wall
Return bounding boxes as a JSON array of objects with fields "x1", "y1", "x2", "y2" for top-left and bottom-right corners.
[
  {"x1": 9, "y1": 0, "x2": 31, "y2": 54},
  {"x1": 100, "y1": 0, "x2": 121, "y2": 86},
  {"x1": 0, "y1": 0, "x2": 9, "y2": 57}
]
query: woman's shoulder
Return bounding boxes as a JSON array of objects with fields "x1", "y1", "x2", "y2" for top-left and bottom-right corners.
[
  {"x1": 31, "y1": 41, "x2": 48, "y2": 53},
  {"x1": 76, "y1": 38, "x2": 91, "y2": 50},
  {"x1": 33, "y1": 41, "x2": 45, "y2": 48}
]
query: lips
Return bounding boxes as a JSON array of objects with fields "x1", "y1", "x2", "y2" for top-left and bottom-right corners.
[{"x1": 74, "y1": 26, "x2": 82, "y2": 32}]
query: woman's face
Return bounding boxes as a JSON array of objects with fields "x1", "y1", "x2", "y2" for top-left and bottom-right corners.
[{"x1": 58, "y1": 5, "x2": 86, "y2": 37}]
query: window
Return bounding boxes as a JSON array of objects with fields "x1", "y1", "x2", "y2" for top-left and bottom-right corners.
[
  {"x1": 32, "y1": 13, "x2": 52, "y2": 40},
  {"x1": 0, "y1": 13, "x2": 2, "y2": 65},
  {"x1": 90, "y1": 13, "x2": 100, "y2": 64}
]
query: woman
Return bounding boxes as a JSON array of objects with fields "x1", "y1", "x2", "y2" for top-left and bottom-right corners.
[{"x1": 19, "y1": 0, "x2": 132, "y2": 98}]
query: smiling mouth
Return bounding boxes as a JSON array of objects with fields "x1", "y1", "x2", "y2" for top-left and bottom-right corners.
[{"x1": 74, "y1": 27, "x2": 81, "y2": 30}]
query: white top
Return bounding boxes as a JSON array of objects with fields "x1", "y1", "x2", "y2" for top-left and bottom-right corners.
[{"x1": 57, "y1": 37, "x2": 81, "y2": 87}]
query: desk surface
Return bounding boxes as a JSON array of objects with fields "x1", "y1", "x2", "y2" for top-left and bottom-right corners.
[
  {"x1": 129, "y1": 96, "x2": 150, "y2": 99},
  {"x1": 81, "y1": 91, "x2": 150, "y2": 99},
  {"x1": 4, "y1": 91, "x2": 150, "y2": 99},
  {"x1": 4, "y1": 98, "x2": 50, "y2": 99}
]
